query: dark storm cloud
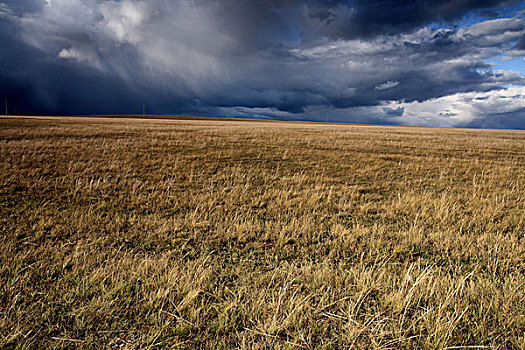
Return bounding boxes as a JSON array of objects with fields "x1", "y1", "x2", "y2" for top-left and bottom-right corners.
[
  {"x1": 461, "y1": 106, "x2": 525, "y2": 129},
  {"x1": 0, "y1": 0, "x2": 524, "y2": 128},
  {"x1": 301, "y1": 0, "x2": 522, "y2": 40},
  {"x1": 515, "y1": 35, "x2": 525, "y2": 49},
  {"x1": 382, "y1": 106, "x2": 404, "y2": 117}
]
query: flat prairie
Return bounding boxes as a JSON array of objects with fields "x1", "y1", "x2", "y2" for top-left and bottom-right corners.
[{"x1": 0, "y1": 116, "x2": 524, "y2": 349}]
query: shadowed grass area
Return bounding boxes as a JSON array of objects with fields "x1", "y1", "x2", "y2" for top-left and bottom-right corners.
[{"x1": 0, "y1": 116, "x2": 524, "y2": 349}]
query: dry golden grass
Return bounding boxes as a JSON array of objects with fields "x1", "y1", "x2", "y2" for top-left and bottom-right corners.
[{"x1": 0, "y1": 116, "x2": 524, "y2": 349}]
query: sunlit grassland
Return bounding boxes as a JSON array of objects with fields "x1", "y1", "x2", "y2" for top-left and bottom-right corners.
[{"x1": 0, "y1": 116, "x2": 524, "y2": 349}]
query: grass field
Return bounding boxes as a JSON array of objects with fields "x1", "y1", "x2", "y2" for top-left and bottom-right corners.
[{"x1": 1, "y1": 116, "x2": 524, "y2": 349}]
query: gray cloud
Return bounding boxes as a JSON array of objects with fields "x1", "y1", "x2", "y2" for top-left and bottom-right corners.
[
  {"x1": 300, "y1": 0, "x2": 522, "y2": 40},
  {"x1": 0, "y1": 0, "x2": 524, "y2": 128}
]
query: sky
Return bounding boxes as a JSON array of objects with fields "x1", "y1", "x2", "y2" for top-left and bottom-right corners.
[{"x1": 1, "y1": 0, "x2": 525, "y2": 129}]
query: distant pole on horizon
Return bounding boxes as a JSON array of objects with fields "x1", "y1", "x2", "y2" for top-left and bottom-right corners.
[
  {"x1": 143, "y1": 103, "x2": 146, "y2": 117},
  {"x1": 4, "y1": 96, "x2": 7, "y2": 116}
]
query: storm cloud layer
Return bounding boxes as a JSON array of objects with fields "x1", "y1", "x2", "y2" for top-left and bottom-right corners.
[{"x1": 1, "y1": 0, "x2": 524, "y2": 128}]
